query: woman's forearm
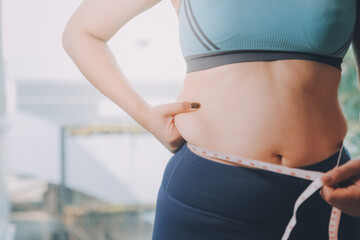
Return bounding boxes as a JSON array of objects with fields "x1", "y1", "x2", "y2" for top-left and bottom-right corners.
[{"x1": 62, "y1": 31, "x2": 152, "y2": 129}]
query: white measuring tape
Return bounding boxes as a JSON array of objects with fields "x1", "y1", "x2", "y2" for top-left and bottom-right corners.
[{"x1": 187, "y1": 142, "x2": 344, "y2": 240}]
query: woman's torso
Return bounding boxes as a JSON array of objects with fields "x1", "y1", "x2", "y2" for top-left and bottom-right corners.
[{"x1": 170, "y1": 0, "x2": 350, "y2": 168}]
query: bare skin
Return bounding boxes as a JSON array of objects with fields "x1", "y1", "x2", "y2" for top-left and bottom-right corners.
[
  {"x1": 171, "y1": 0, "x2": 346, "y2": 168},
  {"x1": 62, "y1": 0, "x2": 360, "y2": 216}
]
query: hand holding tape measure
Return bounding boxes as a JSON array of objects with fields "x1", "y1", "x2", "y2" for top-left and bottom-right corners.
[{"x1": 321, "y1": 159, "x2": 360, "y2": 217}]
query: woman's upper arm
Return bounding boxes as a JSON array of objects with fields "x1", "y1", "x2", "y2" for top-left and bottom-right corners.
[{"x1": 63, "y1": 0, "x2": 161, "y2": 42}]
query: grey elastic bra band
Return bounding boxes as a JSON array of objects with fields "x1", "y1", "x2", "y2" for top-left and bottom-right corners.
[{"x1": 185, "y1": 50, "x2": 342, "y2": 73}]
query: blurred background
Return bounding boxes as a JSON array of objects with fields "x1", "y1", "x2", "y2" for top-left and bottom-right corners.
[{"x1": 0, "y1": 0, "x2": 360, "y2": 240}]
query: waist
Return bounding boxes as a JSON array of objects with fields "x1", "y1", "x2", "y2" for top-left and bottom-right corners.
[
  {"x1": 165, "y1": 142, "x2": 355, "y2": 239},
  {"x1": 174, "y1": 60, "x2": 348, "y2": 168}
]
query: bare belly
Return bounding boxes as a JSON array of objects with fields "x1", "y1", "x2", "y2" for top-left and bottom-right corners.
[{"x1": 174, "y1": 60, "x2": 348, "y2": 168}]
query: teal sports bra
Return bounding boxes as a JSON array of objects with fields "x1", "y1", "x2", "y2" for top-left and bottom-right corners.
[{"x1": 178, "y1": 0, "x2": 357, "y2": 72}]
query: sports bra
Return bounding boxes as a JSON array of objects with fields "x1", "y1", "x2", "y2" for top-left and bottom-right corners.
[{"x1": 178, "y1": 0, "x2": 357, "y2": 73}]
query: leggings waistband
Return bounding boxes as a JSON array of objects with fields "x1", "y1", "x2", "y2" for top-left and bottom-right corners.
[
  {"x1": 183, "y1": 141, "x2": 351, "y2": 240},
  {"x1": 153, "y1": 141, "x2": 358, "y2": 240},
  {"x1": 182, "y1": 142, "x2": 351, "y2": 176}
]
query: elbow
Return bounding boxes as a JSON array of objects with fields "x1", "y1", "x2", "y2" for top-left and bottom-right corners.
[
  {"x1": 62, "y1": 26, "x2": 105, "y2": 56},
  {"x1": 62, "y1": 26, "x2": 78, "y2": 56},
  {"x1": 62, "y1": 27, "x2": 72, "y2": 55},
  {"x1": 62, "y1": 23, "x2": 84, "y2": 55}
]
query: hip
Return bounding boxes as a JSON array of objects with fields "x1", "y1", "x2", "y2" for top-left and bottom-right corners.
[{"x1": 155, "y1": 142, "x2": 358, "y2": 239}]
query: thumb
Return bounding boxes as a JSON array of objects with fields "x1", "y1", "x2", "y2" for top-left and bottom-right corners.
[
  {"x1": 322, "y1": 159, "x2": 360, "y2": 186},
  {"x1": 163, "y1": 101, "x2": 201, "y2": 117}
]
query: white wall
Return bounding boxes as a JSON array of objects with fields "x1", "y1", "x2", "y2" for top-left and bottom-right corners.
[{"x1": 2, "y1": 0, "x2": 185, "y2": 83}]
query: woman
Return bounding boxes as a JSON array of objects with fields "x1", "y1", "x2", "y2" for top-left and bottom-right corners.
[{"x1": 62, "y1": 0, "x2": 360, "y2": 239}]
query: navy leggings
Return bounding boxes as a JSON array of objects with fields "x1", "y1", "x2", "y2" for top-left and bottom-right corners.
[{"x1": 152, "y1": 142, "x2": 360, "y2": 240}]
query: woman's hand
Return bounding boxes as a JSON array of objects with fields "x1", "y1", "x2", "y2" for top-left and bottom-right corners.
[
  {"x1": 320, "y1": 159, "x2": 360, "y2": 217},
  {"x1": 145, "y1": 101, "x2": 201, "y2": 154}
]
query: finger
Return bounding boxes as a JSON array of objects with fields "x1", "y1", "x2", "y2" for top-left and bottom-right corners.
[
  {"x1": 322, "y1": 185, "x2": 335, "y2": 202},
  {"x1": 321, "y1": 185, "x2": 347, "y2": 210},
  {"x1": 319, "y1": 188, "x2": 324, "y2": 199},
  {"x1": 321, "y1": 183, "x2": 360, "y2": 216},
  {"x1": 163, "y1": 101, "x2": 201, "y2": 117},
  {"x1": 322, "y1": 160, "x2": 360, "y2": 186},
  {"x1": 322, "y1": 184, "x2": 359, "y2": 205}
]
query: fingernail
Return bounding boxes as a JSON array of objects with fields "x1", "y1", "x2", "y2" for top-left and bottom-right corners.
[
  {"x1": 190, "y1": 102, "x2": 201, "y2": 109},
  {"x1": 322, "y1": 174, "x2": 332, "y2": 183}
]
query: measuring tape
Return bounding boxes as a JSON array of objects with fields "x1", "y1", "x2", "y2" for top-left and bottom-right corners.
[{"x1": 187, "y1": 142, "x2": 344, "y2": 240}]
